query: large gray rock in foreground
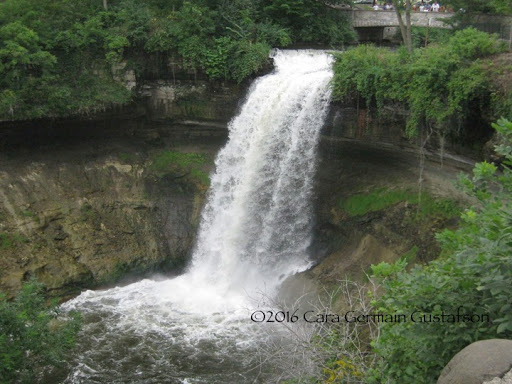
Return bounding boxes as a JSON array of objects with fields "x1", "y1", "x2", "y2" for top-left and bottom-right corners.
[{"x1": 437, "y1": 339, "x2": 512, "y2": 384}]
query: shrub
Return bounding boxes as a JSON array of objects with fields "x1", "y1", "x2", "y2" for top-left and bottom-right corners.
[{"x1": 0, "y1": 280, "x2": 81, "y2": 383}]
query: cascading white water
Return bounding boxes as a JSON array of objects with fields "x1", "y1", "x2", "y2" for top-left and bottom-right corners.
[
  {"x1": 190, "y1": 49, "x2": 333, "y2": 295},
  {"x1": 60, "y1": 50, "x2": 333, "y2": 384}
]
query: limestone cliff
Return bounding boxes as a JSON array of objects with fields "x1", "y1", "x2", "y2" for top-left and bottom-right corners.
[
  {"x1": 0, "y1": 76, "x2": 244, "y2": 297},
  {"x1": 0, "y1": 140, "x2": 221, "y2": 296}
]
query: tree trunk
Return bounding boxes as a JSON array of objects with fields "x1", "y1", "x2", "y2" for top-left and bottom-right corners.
[
  {"x1": 103, "y1": 0, "x2": 108, "y2": 10},
  {"x1": 392, "y1": 0, "x2": 412, "y2": 53},
  {"x1": 405, "y1": 0, "x2": 412, "y2": 51}
]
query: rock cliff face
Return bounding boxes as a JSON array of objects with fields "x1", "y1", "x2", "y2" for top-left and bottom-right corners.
[
  {"x1": 0, "y1": 78, "x2": 243, "y2": 296},
  {"x1": 0, "y1": 140, "x2": 220, "y2": 296},
  {"x1": 311, "y1": 138, "x2": 471, "y2": 270}
]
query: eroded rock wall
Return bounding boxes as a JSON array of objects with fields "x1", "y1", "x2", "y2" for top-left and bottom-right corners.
[
  {"x1": 0, "y1": 75, "x2": 244, "y2": 297},
  {"x1": 0, "y1": 140, "x2": 220, "y2": 296}
]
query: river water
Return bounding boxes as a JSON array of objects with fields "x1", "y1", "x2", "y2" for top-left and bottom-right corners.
[{"x1": 59, "y1": 50, "x2": 334, "y2": 384}]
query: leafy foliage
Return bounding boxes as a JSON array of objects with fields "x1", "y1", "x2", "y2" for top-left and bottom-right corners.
[
  {"x1": 0, "y1": 0, "x2": 132, "y2": 119},
  {"x1": 0, "y1": 0, "x2": 355, "y2": 120},
  {"x1": 368, "y1": 118, "x2": 512, "y2": 383},
  {"x1": 444, "y1": 0, "x2": 512, "y2": 15},
  {"x1": 0, "y1": 233, "x2": 29, "y2": 250},
  {"x1": 261, "y1": 0, "x2": 355, "y2": 45},
  {"x1": 332, "y1": 28, "x2": 508, "y2": 138},
  {"x1": 0, "y1": 280, "x2": 81, "y2": 383},
  {"x1": 409, "y1": 27, "x2": 455, "y2": 48}
]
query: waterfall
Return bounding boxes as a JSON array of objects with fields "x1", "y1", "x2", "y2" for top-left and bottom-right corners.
[
  {"x1": 61, "y1": 50, "x2": 333, "y2": 383},
  {"x1": 189, "y1": 49, "x2": 333, "y2": 294}
]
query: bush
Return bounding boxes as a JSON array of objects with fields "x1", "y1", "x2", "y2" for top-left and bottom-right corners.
[{"x1": 0, "y1": 280, "x2": 81, "y2": 383}]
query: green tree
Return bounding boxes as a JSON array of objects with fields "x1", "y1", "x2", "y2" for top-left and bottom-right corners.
[
  {"x1": 146, "y1": 2, "x2": 216, "y2": 71},
  {"x1": 0, "y1": 22, "x2": 56, "y2": 116},
  {"x1": 0, "y1": 0, "x2": 355, "y2": 120},
  {"x1": 261, "y1": 0, "x2": 354, "y2": 46},
  {"x1": 0, "y1": 280, "x2": 81, "y2": 383}
]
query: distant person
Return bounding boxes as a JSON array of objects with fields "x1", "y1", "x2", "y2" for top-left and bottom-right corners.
[
  {"x1": 419, "y1": 3, "x2": 425, "y2": 11},
  {"x1": 373, "y1": 4, "x2": 380, "y2": 10},
  {"x1": 432, "y1": 1, "x2": 440, "y2": 11}
]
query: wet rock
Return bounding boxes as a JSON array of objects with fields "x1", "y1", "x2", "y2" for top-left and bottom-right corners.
[{"x1": 54, "y1": 230, "x2": 69, "y2": 241}]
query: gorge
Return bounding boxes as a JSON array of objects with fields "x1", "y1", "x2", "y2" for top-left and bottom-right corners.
[
  {"x1": 0, "y1": 46, "x2": 502, "y2": 383},
  {"x1": 1, "y1": 0, "x2": 511, "y2": 380}
]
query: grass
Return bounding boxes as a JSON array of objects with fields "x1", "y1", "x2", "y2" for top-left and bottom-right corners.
[
  {"x1": 150, "y1": 151, "x2": 207, "y2": 173},
  {"x1": 19, "y1": 209, "x2": 40, "y2": 223},
  {"x1": 416, "y1": 195, "x2": 460, "y2": 220},
  {"x1": 0, "y1": 233, "x2": 29, "y2": 249},
  {"x1": 340, "y1": 188, "x2": 416, "y2": 217},
  {"x1": 150, "y1": 151, "x2": 210, "y2": 188},
  {"x1": 339, "y1": 187, "x2": 461, "y2": 220}
]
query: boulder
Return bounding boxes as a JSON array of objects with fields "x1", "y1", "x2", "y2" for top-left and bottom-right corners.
[{"x1": 437, "y1": 339, "x2": 512, "y2": 384}]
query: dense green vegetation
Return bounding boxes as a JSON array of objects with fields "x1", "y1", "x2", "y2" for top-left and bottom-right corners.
[
  {"x1": 294, "y1": 120, "x2": 512, "y2": 384},
  {"x1": 332, "y1": 28, "x2": 511, "y2": 138},
  {"x1": 0, "y1": 280, "x2": 81, "y2": 383},
  {"x1": 368, "y1": 118, "x2": 512, "y2": 383},
  {"x1": 0, "y1": 0, "x2": 354, "y2": 121},
  {"x1": 339, "y1": 188, "x2": 416, "y2": 216}
]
